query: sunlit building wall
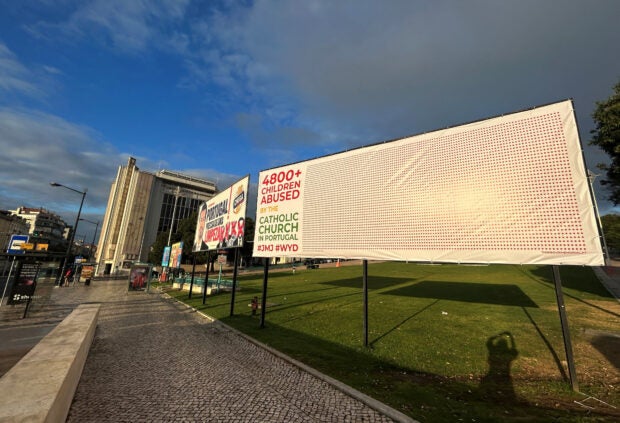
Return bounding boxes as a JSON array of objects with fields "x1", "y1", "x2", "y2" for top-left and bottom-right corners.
[{"x1": 96, "y1": 157, "x2": 216, "y2": 275}]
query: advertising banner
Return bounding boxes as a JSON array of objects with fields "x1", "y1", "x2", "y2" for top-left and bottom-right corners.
[
  {"x1": 254, "y1": 166, "x2": 304, "y2": 256},
  {"x1": 161, "y1": 246, "x2": 171, "y2": 267},
  {"x1": 253, "y1": 100, "x2": 605, "y2": 266},
  {"x1": 81, "y1": 265, "x2": 94, "y2": 280},
  {"x1": 8, "y1": 261, "x2": 40, "y2": 305},
  {"x1": 128, "y1": 264, "x2": 151, "y2": 291},
  {"x1": 171, "y1": 241, "x2": 183, "y2": 268},
  {"x1": 193, "y1": 176, "x2": 249, "y2": 252}
]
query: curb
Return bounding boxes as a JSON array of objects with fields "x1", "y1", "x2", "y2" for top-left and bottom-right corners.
[
  {"x1": 159, "y1": 291, "x2": 418, "y2": 423},
  {"x1": 0, "y1": 304, "x2": 100, "y2": 422}
]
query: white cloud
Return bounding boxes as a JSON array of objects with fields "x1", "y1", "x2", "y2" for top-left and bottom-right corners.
[
  {"x1": 0, "y1": 42, "x2": 45, "y2": 99},
  {"x1": 0, "y1": 107, "x2": 122, "y2": 215},
  {"x1": 26, "y1": 0, "x2": 191, "y2": 54},
  {"x1": 187, "y1": 0, "x2": 620, "y2": 147},
  {"x1": 176, "y1": 0, "x2": 620, "y2": 212}
]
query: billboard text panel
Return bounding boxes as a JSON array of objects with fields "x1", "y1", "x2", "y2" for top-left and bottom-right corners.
[{"x1": 253, "y1": 101, "x2": 604, "y2": 266}]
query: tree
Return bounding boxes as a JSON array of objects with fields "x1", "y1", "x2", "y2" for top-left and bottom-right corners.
[
  {"x1": 147, "y1": 212, "x2": 208, "y2": 266},
  {"x1": 176, "y1": 212, "x2": 208, "y2": 265},
  {"x1": 146, "y1": 212, "x2": 256, "y2": 270},
  {"x1": 601, "y1": 214, "x2": 620, "y2": 256},
  {"x1": 148, "y1": 231, "x2": 178, "y2": 265},
  {"x1": 590, "y1": 80, "x2": 620, "y2": 204},
  {"x1": 240, "y1": 217, "x2": 255, "y2": 266}
]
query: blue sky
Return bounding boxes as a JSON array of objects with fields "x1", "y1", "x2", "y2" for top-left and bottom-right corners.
[{"x1": 0, "y1": 0, "x2": 619, "y2": 242}]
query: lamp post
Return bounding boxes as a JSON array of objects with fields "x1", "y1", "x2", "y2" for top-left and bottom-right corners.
[
  {"x1": 164, "y1": 186, "x2": 181, "y2": 281},
  {"x1": 50, "y1": 182, "x2": 87, "y2": 287},
  {"x1": 79, "y1": 218, "x2": 99, "y2": 259}
]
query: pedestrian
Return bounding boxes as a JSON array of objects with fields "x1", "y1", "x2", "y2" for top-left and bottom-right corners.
[
  {"x1": 251, "y1": 296, "x2": 258, "y2": 315},
  {"x1": 64, "y1": 267, "x2": 73, "y2": 287}
]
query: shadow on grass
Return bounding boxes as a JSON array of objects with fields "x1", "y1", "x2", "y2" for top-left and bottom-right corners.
[
  {"x1": 479, "y1": 331, "x2": 519, "y2": 401},
  {"x1": 265, "y1": 285, "x2": 345, "y2": 300},
  {"x1": 381, "y1": 281, "x2": 538, "y2": 308},
  {"x1": 218, "y1": 315, "x2": 588, "y2": 422},
  {"x1": 522, "y1": 307, "x2": 569, "y2": 381},
  {"x1": 265, "y1": 290, "x2": 362, "y2": 314},
  {"x1": 320, "y1": 276, "x2": 413, "y2": 290},
  {"x1": 239, "y1": 271, "x2": 300, "y2": 281},
  {"x1": 370, "y1": 299, "x2": 440, "y2": 347},
  {"x1": 523, "y1": 267, "x2": 620, "y2": 319},
  {"x1": 591, "y1": 335, "x2": 620, "y2": 371}
]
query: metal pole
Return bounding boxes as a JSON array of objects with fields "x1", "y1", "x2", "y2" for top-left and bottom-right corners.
[
  {"x1": 363, "y1": 259, "x2": 369, "y2": 347},
  {"x1": 552, "y1": 265, "x2": 579, "y2": 391},
  {"x1": 188, "y1": 254, "x2": 196, "y2": 299},
  {"x1": 230, "y1": 247, "x2": 239, "y2": 316},
  {"x1": 80, "y1": 218, "x2": 100, "y2": 260},
  {"x1": 165, "y1": 186, "x2": 180, "y2": 282},
  {"x1": 0, "y1": 256, "x2": 16, "y2": 307},
  {"x1": 89, "y1": 221, "x2": 99, "y2": 260},
  {"x1": 586, "y1": 171, "x2": 609, "y2": 261},
  {"x1": 57, "y1": 189, "x2": 87, "y2": 286},
  {"x1": 259, "y1": 258, "x2": 269, "y2": 328},
  {"x1": 202, "y1": 251, "x2": 210, "y2": 305}
]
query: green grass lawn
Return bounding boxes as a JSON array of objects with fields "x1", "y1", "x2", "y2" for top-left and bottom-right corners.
[{"x1": 159, "y1": 262, "x2": 620, "y2": 422}]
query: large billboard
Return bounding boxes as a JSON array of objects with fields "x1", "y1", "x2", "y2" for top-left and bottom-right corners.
[
  {"x1": 193, "y1": 176, "x2": 249, "y2": 252},
  {"x1": 253, "y1": 100, "x2": 605, "y2": 266}
]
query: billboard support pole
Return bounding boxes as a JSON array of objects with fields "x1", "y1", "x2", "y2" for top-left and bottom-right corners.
[
  {"x1": 188, "y1": 254, "x2": 196, "y2": 299},
  {"x1": 260, "y1": 258, "x2": 269, "y2": 328},
  {"x1": 1, "y1": 256, "x2": 17, "y2": 308},
  {"x1": 552, "y1": 265, "x2": 578, "y2": 392},
  {"x1": 363, "y1": 259, "x2": 369, "y2": 347},
  {"x1": 202, "y1": 251, "x2": 210, "y2": 305},
  {"x1": 230, "y1": 247, "x2": 239, "y2": 316}
]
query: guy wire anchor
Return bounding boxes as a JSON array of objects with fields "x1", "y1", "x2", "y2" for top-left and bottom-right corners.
[{"x1": 574, "y1": 393, "x2": 617, "y2": 410}]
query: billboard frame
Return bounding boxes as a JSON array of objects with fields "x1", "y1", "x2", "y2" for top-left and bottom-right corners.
[
  {"x1": 193, "y1": 175, "x2": 250, "y2": 253},
  {"x1": 253, "y1": 99, "x2": 605, "y2": 267},
  {"x1": 252, "y1": 99, "x2": 601, "y2": 392}
]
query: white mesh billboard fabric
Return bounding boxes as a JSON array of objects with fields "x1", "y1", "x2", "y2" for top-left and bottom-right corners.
[
  {"x1": 253, "y1": 100, "x2": 605, "y2": 266},
  {"x1": 193, "y1": 176, "x2": 249, "y2": 252}
]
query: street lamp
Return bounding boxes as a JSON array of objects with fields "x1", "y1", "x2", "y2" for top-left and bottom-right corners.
[
  {"x1": 50, "y1": 182, "x2": 87, "y2": 286},
  {"x1": 164, "y1": 186, "x2": 181, "y2": 281},
  {"x1": 79, "y1": 218, "x2": 99, "y2": 259}
]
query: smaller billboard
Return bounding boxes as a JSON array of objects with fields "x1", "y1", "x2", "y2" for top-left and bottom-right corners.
[
  {"x1": 128, "y1": 264, "x2": 151, "y2": 291},
  {"x1": 193, "y1": 176, "x2": 249, "y2": 252},
  {"x1": 8, "y1": 261, "x2": 40, "y2": 305},
  {"x1": 81, "y1": 265, "x2": 94, "y2": 280},
  {"x1": 161, "y1": 246, "x2": 171, "y2": 267},
  {"x1": 171, "y1": 241, "x2": 183, "y2": 268}
]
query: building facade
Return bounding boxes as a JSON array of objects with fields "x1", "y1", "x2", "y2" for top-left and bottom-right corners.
[
  {"x1": 8, "y1": 207, "x2": 69, "y2": 251},
  {"x1": 0, "y1": 210, "x2": 30, "y2": 252},
  {"x1": 96, "y1": 157, "x2": 217, "y2": 275}
]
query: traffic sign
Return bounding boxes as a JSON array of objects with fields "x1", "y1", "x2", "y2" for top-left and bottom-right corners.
[{"x1": 7, "y1": 234, "x2": 29, "y2": 254}]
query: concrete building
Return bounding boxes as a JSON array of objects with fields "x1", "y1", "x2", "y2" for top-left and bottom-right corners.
[
  {"x1": 8, "y1": 207, "x2": 69, "y2": 251},
  {"x1": 0, "y1": 211, "x2": 30, "y2": 252},
  {"x1": 96, "y1": 157, "x2": 217, "y2": 275}
]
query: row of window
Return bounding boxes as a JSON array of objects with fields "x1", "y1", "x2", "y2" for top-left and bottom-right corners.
[{"x1": 156, "y1": 194, "x2": 202, "y2": 235}]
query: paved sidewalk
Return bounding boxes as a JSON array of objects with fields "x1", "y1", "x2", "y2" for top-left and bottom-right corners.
[
  {"x1": 594, "y1": 263, "x2": 620, "y2": 301},
  {"x1": 0, "y1": 278, "x2": 108, "y2": 377},
  {"x1": 43, "y1": 279, "x2": 403, "y2": 423}
]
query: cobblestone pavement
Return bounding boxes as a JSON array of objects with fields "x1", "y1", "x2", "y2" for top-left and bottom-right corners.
[{"x1": 63, "y1": 280, "x2": 396, "y2": 423}]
